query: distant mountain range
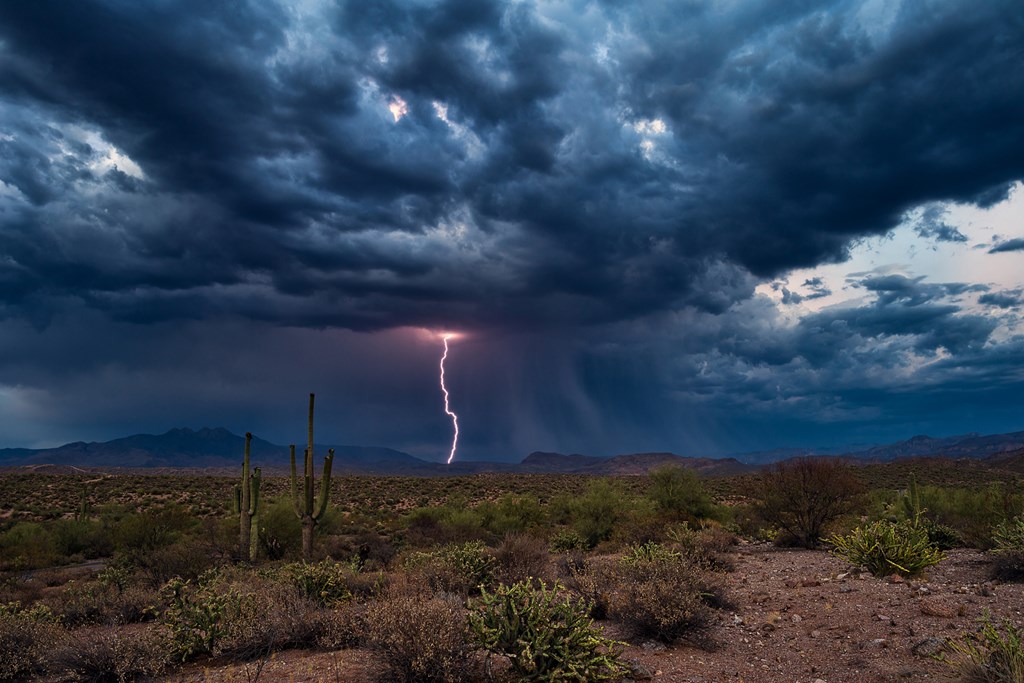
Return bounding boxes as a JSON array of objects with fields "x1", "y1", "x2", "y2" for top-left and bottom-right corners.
[{"x1": 2, "y1": 427, "x2": 1023, "y2": 476}]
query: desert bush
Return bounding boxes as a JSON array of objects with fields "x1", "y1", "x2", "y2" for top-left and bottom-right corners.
[
  {"x1": 550, "y1": 529, "x2": 589, "y2": 552},
  {"x1": 601, "y1": 551, "x2": 725, "y2": 644},
  {"x1": 281, "y1": 559, "x2": 352, "y2": 607},
  {"x1": 667, "y1": 522, "x2": 737, "y2": 570},
  {"x1": 405, "y1": 540, "x2": 497, "y2": 596},
  {"x1": 51, "y1": 625, "x2": 170, "y2": 682},
  {"x1": 753, "y1": 458, "x2": 864, "y2": 548},
  {"x1": 830, "y1": 521, "x2": 945, "y2": 577},
  {"x1": 113, "y1": 506, "x2": 196, "y2": 553},
  {"x1": 257, "y1": 496, "x2": 303, "y2": 560},
  {"x1": 647, "y1": 466, "x2": 715, "y2": 521},
  {"x1": 0, "y1": 522, "x2": 60, "y2": 569},
  {"x1": 492, "y1": 533, "x2": 550, "y2": 586},
  {"x1": 365, "y1": 592, "x2": 471, "y2": 683},
  {"x1": 622, "y1": 541, "x2": 682, "y2": 565},
  {"x1": 122, "y1": 536, "x2": 217, "y2": 588},
  {"x1": 48, "y1": 576, "x2": 157, "y2": 627},
  {"x1": 0, "y1": 603, "x2": 64, "y2": 680},
  {"x1": 479, "y1": 494, "x2": 546, "y2": 537},
  {"x1": 945, "y1": 616, "x2": 1024, "y2": 683},
  {"x1": 990, "y1": 517, "x2": 1024, "y2": 580},
  {"x1": 316, "y1": 601, "x2": 368, "y2": 650},
  {"x1": 469, "y1": 580, "x2": 626, "y2": 682},
  {"x1": 921, "y1": 484, "x2": 1023, "y2": 548},
  {"x1": 552, "y1": 481, "x2": 622, "y2": 548}
]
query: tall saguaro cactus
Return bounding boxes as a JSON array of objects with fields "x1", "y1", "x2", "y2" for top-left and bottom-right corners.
[
  {"x1": 290, "y1": 393, "x2": 334, "y2": 561},
  {"x1": 233, "y1": 432, "x2": 261, "y2": 562}
]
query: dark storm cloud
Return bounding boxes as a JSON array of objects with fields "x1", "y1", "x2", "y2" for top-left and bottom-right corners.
[
  {"x1": 979, "y1": 290, "x2": 1023, "y2": 309},
  {"x1": 990, "y1": 238, "x2": 1024, "y2": 254},
  {"x1": 0, "y1": 0, "x2": 1022, "y2": 331}
]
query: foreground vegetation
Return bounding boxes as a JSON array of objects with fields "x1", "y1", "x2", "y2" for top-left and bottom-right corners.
[{"x1": 2, "y1": 455, "x2": 1024, "y2": 681}]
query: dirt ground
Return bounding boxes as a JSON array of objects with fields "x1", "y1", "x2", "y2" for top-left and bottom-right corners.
[{"x1": 166, "y1": 545, "x2": 1020, "y2": 683}]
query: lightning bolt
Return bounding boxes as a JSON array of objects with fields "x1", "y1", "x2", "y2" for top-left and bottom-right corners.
[{"x1": 440, "y1": 333, "x2": 459, "y2": 464}]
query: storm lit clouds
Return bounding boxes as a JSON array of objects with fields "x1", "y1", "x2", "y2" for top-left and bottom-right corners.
[{"x1": 0, "y1": 0, "x2": 1022, "y2": 459}]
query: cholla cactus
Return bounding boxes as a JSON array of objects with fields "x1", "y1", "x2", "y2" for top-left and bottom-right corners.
[
  {"x1": 233, "y1": 432, "x2": 261, "y2": 562},
  {"x1": 290, "y1": 393, "x2": 334, "y2": 561}
]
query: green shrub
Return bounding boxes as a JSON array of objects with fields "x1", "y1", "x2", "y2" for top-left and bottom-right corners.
[
  {"x1": 571, "y1": 481, "x2": 628, "y2": 548},
  {"x1": 945, "y1": 616, "x2": 1024, "y2": 683},
  {"x1": 622, "y1": 541, "x2": 682, "y2": 566},
  {"x1": 990, "y1": 517, "x2": 1024, "y2": 580},
  {"x1": 647, "y1": 466, "x2": 715, "y2": 521},
  {"x1": 830, "y1": 521, "x2": 944, "y2": 577},
  {"x1": 0, "y1": 522, "x2": 59, "y2": 570},
  {"x1": 282, "y1": 559, "x2": 352, "y2": 607},
  {"x1": 920, "y1": 484, "x2": 1023, "y2": 548},
  {"x1": 468, "y1": 581, "x2": 627, "y2": 682},
  {"x1": 366, "y1": 593, "x2": 470, "y2": 683},
  {"x1": 551, "y1": 530, "x2": 589, "y2": 552},
  {"x1": 257, "y1": 496, "x2": 303, "y2": 560}
]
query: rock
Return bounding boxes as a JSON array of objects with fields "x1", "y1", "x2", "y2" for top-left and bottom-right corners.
[
  {"x1": 911, "y1": 637, "x2": 947, "y2": 657},
  {"x1": 919, "y1": 600, "x2": 957, "y2": 618},
  {"x1": 791, "y1": 614, "x2": 803, "y2": 623},
  {"x1": 641, "y1": 640, "x2": 666, "y2": 652},
  {"x1": 625, "y1": 659, "x2": 655, "y2": 680},
  {"x1": 887, "y1": 574, "x2": 905, "y2": 584},
  {"x1": 863, "y1": 638, "x2": 889, "y2": 649}
]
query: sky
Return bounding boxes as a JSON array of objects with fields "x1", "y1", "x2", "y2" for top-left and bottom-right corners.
[{"x1": 0, "y1": 0, "x2": 1022, "y2": 462}]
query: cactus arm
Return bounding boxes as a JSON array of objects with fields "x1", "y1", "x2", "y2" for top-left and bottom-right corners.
[
  {"x1": 289, "y1": 445, "x2": 303, "y2": 518},
  {"x1": 249, "y1": 467, "x2": 261, "y2": 516},
  {"x1": 305, "y1": 448, "x2": 315, "y2": 515},
  {"x1": 313, "y1": 449, "x2": 334, "y2": 520}
]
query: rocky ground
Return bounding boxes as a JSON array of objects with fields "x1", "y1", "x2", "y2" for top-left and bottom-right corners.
[{"x1": 168, "y1": 546, "x2": 1020, "y2": 682}]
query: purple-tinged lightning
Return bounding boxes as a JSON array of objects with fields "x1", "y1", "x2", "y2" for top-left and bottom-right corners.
[{"x1": 440, "y1": 333, "x2": 460, "y2": 464}]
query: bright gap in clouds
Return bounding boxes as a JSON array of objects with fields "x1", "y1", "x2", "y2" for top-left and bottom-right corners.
[{"x1": 758, "y1": 182, "x2": 1024, "y2": 328}]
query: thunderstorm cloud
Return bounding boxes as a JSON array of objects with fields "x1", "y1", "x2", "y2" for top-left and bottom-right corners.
[{"x1": 0, "y1": 0, "x2": 1022, "y2": 458}]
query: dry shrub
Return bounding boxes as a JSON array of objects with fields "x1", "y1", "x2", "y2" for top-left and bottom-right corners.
[
  {"x1": 48, "y1": 580, "x2": 158, "y2": 627},
  {"x1": 568, "y1": 551, "x2": 726, "y2": 646},
  {"x1": 0, "y1": 608, "x2": 65, "y2": 681},
  {"x1": 492, "y1": 533, "x2": 551, "y2": 586},
  {"x1": 668, "y1": 522, "x2": 737, "y2": 571},
  {"x1": 51, "y1": 624, "x2": 170, "y2": 682},
  {"x1": 753, "y1": 457, "x2": 864, "y2": 548},
  {"x1": 365, "y1": 590, "x2": 472, "y2": 683},
  {"x1": 217, "y1": 573, "x2": 332, "y2": 660},
  {"x1": 316, "y1": 601, "x2": 368, "y2": 650}
]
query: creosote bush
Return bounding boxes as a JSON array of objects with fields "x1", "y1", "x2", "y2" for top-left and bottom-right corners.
[
  {"x1": 52, "y1": 625, "x2": 171, "y2": 682},
  {"x1": 603, "y1": 548, "x2": 726, "y2": 645},
  {"x1": 366, "y1": 592, "x2": 471, "y2": 683},
  {"x1": 468, "y1": 580, "x2": 627, "y2": 682},
  {"x1": 829, "y1": 521, "x2": 944, "y2": 577},
  {"x1": 492, "y1": 533, "x2": 551, "y2": 586},
  {"x1": 0, "y1": 603, "x2": 64, "y2": 681}
]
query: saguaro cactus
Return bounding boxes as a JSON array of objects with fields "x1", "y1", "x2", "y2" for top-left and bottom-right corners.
[
  {"x1": 290, "y1": 393, "x2": 334, "y2": 561},
  {"x1": 233, "y1": 432, "x2": 261, "y2": 562}
]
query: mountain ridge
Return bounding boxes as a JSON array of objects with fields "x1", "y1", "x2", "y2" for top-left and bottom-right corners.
[{"x1": 2, "y1": 427, "x2": 1023, "y2": 475}]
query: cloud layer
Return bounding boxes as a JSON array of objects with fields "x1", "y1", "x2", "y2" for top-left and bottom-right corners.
[{"x1": 0, "y1": 0, "x2": 1022, "y2": 456}]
